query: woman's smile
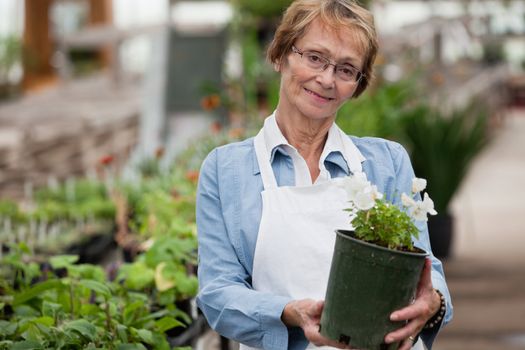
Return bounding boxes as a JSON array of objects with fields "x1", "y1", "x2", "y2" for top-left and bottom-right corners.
[{"x1": 304, "y1": 87, "x2": 335, "y2": 103}]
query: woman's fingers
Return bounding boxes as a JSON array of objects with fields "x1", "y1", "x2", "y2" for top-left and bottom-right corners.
[
  {"x1": 307, "y1": 330, "x2": 352, "y2": 349},
  {"x1": 397, "y1": 336, "x2": 416, "y2": 350},
  {"x1": 384, "y1": 316, "x2": 423, "y2": 344}
]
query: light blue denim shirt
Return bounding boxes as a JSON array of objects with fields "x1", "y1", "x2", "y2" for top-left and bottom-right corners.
[{"x1": 196, "y1": 135, "x2": 453, "y2": 350}]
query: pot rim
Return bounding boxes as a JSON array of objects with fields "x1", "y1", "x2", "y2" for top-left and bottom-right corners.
[{"x1": 336, "y1": 229, "x2": 429, "y2": 258}]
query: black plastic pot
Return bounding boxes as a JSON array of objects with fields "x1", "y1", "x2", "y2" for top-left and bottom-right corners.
[
  {"x1": 320, "y1": 230, "x2": 427, "y2": 350},
  {"x1": 167, "y1": 314, "x2": 207, "y2": 347},
  {"x1": 67, "y1": 232, "x2": 117, "y2": 264},
  {"x1": 428, "y1": 213, "x2": 453, "y2": 260}
]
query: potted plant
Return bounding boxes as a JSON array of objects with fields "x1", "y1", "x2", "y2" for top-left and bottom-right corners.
[
  {"x1": 401, "y1": 103, "x2": 488, "y2": 258},
  {"x1": 320, "y1": 172, "x2": 437, "y2": 350}
]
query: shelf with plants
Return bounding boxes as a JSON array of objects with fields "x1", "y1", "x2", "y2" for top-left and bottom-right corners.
[
  {"x1": 0, "y1": 174, "x2": 200, "y2": 348},
  {"x1": 0, "y1": 179, "x2": 116, "y2": 264},
  {"x1": 0, "y1": 243, "x2": 192, "y2": 350}
]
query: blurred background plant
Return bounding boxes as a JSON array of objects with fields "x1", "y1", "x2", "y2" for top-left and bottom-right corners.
[{"x1": 0, "y1": 35, "x2": 22, "y2": 100}]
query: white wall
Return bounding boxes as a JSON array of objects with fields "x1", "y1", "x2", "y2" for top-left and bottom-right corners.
[{"x1": 0, "y1": 0, "x2": 24, "y2": 36}]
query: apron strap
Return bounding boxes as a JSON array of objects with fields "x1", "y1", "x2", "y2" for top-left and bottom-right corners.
[{"x1": 254, "y1": 129, "x2": 278, "y2": 189}]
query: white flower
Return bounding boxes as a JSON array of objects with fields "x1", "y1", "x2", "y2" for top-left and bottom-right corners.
[
  {"x1": 410, "y1": 193, "x2": 438, "y2": 221},
  {"x1": 401, "y1": 193, "x2": 416, "y2": 207},
  {"x1": 370, "y1": 185, "x2": 383, "y2": 201},
  {"x1": 342, "y1": 172, "x2": 371, "y2": 202},
  {"x1": 354, "y1": 189, "x2": 375, "y2": 210},
  {"x1": 412, "y1": 178, "x2": 427, "y2": 193},
  {"x1": 354, "y1": 184, "x2": 383, "y2": 210}
]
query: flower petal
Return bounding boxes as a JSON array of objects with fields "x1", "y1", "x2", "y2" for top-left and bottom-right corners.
[
  {"x1": 412, "y1": 178, "x2": 427, "y2": 193},
  {"x1": 401, "y1": 193, "x2": 416, "y2": 207}
]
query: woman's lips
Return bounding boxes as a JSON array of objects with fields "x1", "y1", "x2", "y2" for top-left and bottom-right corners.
[{"x1": 304, "y1": 88, "x2": 334, "y2": 102}]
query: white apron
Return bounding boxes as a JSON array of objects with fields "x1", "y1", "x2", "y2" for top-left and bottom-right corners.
[{"x1": 240, "y1": 125, "x2": 424, "y2": 350}]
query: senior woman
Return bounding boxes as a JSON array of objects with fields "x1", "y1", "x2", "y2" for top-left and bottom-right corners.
[{"x1": 196, "y1": 0, "x2": 452, "y2": 349}]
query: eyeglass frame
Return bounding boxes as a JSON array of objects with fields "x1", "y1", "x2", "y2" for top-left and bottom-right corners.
[{"x1": 291, "y1": 45, "x2": 365, "y2": 84}]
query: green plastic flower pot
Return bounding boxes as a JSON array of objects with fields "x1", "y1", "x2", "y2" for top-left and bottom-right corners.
[{"x1": 320, "y1": 230, "x2": 428, "y2": 350}]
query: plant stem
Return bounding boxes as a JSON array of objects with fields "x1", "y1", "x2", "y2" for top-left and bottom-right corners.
[
  {"x1": 69, "y1": 283, "x2": 74, "y2": 317},
  {"x1": 105, "y1": 296, "x2": 115, "y2": 347}
]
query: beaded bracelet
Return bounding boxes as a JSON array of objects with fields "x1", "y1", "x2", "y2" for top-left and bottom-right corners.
[{"x1": 424, "y1": 289, "x2": 446, "y2": 329}]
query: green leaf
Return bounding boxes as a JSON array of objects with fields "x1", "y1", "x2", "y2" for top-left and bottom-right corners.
[
  {"x1": 49, "y1": 255, "x2": 79, "y2": 269},
  {"x1": 21, "y1": 322, "x2": 42, "y2": 342},
  {"x1": 121, "y1": 262, "x2": 155, "y2": 290},
  {"x1": 155, "y1": 316, "x2": 184, "y2": 333},
  {"x1": 13, "y1": 280, "x2": 63, "y2": 306},
  {"x1": 42, "y1": 301, "x2": 63, "y2": 318},
  {"x1": 79, "y1": 304, "x2": 100, "y2": 317},
  {"x1": 116, "y1": 324, "x2": 129, "y2": 343},
  {"x1": 32, "y1": 316, "x2": 54, "y2": 327},
  {"x1": 136, "y1": 329, "x2": 154, "y2": 344},
  {"x1": 64, "y1": 319, "x2": 97, "y2": 341},
  {"x1": 123, "y1": 301, "x2": 146, "y2": 325},
  {"x1": 13, "y1": 305, "x2": 39, "y2": 318},
  {"x1": 68, "y1": 264, "x2": 105, "y2": 281},
  {"x1": 0, "y1": 320, "x2": 17, "y2": 336},
  {"x1": 10, "y1": 340, "x2": 43, "y2": 350},
  {"x1": 79, "y1": 279, "x2": 112, "y2": 298},
  {"x1": 116, "y1": 344, "x2": 147, "y2": 350}
]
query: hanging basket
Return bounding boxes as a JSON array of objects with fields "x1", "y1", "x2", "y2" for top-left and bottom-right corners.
[{"x1": 320, "y1": 230, "x2": 428, "y2": 350}]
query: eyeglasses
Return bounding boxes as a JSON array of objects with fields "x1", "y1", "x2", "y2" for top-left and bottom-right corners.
[{"x1": 291, "y1": 46, "x2": 365, "y2": 83}]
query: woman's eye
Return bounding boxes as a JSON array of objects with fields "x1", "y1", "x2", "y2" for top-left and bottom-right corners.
[
  {"x1": 307, "y1": 54, "x2": 322, "y2": 63},
  {"x1": 339, "y1": 66, "x2": 356, "y2": 77}
]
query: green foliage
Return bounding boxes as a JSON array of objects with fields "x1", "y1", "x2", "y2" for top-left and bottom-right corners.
[
  {"x1": 33, "y1": 179, "x2": 115, "y2": 222},
  {"x1": 351, "y1": 201, "x2": 419, "y2": 251},
  {"x1": 336, "y1": 79, "x2": 417, "y2": 139},
  {"x1": 237, "y1": 0, "x2": 293, "y2": 18},
  {"x1": 118, "y1": 233, "x2": 198, "y2": 303},
  {"x1": 401, "y1": 103, "x2": 489, "y2": 212},
  {"x1": 0, "y1": 244, "x2": 190, "y2": 349},
  {"x1": 0, "y1": 200, "x2": 24, "y2": 223},
  {"x1": 0, "y1": 35, "x2": 22, "y2": 82}
]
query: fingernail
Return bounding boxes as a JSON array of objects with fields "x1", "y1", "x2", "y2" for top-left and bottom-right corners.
[
  {"x1": 390, "y1": 313, "x2": 398, "y2": 321},
  {"x1": 385, "y1": 336, "x2": 394, "y2": 343}
]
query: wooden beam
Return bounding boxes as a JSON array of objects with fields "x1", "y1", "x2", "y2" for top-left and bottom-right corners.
[
  {"x1": 89, "y1": 0, "x2": 113, "y2": 25},
  {"x1": 89, "y1": 0, "x2": 113, "y2": 67},
  {"x1": 22, "y1": 0, "x2": 55, "y2": 91}
]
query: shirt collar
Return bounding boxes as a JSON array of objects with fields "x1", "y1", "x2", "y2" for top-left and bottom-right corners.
[{"x1": 252, "y1": 112, "x2": 365, "y2": 175}]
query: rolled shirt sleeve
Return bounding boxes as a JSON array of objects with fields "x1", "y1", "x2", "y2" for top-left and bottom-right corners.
[{"x1": 196, "y1": 148, "x2": 292, "y2": 350}]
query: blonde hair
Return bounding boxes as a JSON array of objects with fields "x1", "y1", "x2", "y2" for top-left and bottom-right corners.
[{"x1": 267, "y1": 0, "x2": 378, "y2": 97}]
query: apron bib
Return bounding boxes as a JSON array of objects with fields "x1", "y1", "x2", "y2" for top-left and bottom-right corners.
[{"x1": 240, "y1": 123, "x2": 424, "y2": 350}]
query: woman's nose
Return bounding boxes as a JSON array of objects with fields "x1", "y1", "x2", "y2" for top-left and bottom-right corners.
[{"x1": 315, "y1": 66, "x2": 336, "y2": 88}]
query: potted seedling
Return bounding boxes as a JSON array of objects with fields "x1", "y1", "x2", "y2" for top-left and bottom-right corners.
[{"x1": 320, "y1": 172, "x2": 437, "y2": 350}]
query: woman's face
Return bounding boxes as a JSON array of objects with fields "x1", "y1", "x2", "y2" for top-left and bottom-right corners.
[{"x1": 277, "y1": 18, "x2": 365, "y2": 122}]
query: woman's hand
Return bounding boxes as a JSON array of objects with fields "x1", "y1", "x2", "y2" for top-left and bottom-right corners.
[
  {"x1": 282, "y1": 299, "x2": 352, "y2": 349},
  {"x1": 384, "y1": 258, "x2": 441, "y2": 350}
]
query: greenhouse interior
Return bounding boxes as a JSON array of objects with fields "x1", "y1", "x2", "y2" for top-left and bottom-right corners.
[{"x1": 0, "y1": 0, "x2": 524, "y2": 349}]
